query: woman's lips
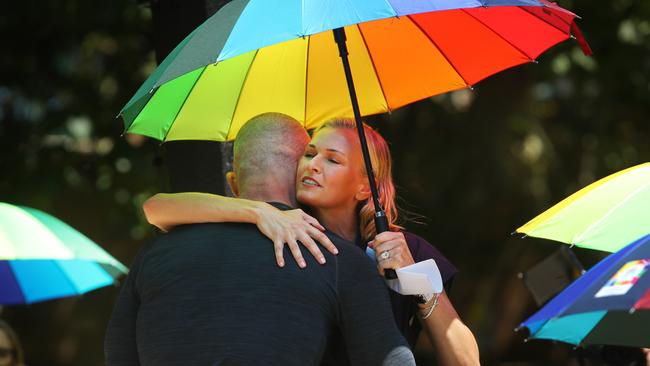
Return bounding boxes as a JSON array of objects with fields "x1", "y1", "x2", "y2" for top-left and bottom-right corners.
[{"x1": 301, "y1": 176, "x2": 321, "y2": 187}]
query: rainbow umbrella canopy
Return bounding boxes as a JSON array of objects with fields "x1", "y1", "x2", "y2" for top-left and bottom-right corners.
[
  {"x1": 0, "y1": 202, "x2": 127, "y2": 305},
  {"x1": 120, "y1": 0, "x2": 590, "y2": 142},
  {"x1": 519, "y1": 234, "x2": 650, "y2": 347},
  {"x1": 517, "y1": 163, "x2": 650, "y2": 253}
]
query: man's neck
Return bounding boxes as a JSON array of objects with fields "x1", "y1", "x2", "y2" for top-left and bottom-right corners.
[
  {"x1": 238, "y1": 173, "x2": 298, "y2": 207},
  {"x1": 241, "y1": 192, "x2": 295, "y2": 207},
  {"x1": 239, "y1": 185, "x2": 297, "y2": 208}
]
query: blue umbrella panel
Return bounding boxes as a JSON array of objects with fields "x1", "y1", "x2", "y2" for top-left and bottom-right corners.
[
  {"x1": 520, "y1": 234, "x2": 650, "y2": 347},
  {"x1": 0, "y1": 259, "x2": 120, "y2": 305}
]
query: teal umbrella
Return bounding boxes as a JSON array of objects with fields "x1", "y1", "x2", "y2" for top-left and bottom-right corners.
[{"x1": 0, "y1": 202, "x2": 127, "y2": 304}]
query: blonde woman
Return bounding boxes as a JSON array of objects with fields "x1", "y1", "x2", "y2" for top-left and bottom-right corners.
[{"x1": 144, "y1": 119, "x2": 479, "y2": 365}]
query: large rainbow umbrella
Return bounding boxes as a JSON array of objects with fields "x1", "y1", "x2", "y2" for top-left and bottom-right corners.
[
  {"x1": 517, "y1": 163, "x2": 650, "y2": 253},
  {"x1": 519, "y1": 234, "x2": 650, "y2": 347},
  {"x1": 0, "y1": 202, "x2": 127, "y2": 305},
  {"x1": 120, "y1": 0, "x2": 589, "y2": 276},
  {"x1": 121, "y1": 0, "x2": 589, "y2": 142}
]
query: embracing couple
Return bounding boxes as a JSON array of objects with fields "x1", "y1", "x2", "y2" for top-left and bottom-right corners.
[{"x1": 105, "y1": 113, "x2": 479, "y2": 365}]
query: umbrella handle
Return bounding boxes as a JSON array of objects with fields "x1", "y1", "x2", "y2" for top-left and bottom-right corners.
[
  {"x1": 334, "y1": 27, "x2": 397, "y2": 280},
  {"x1": 376, "y1": 212, "x2": 398, "y2": 279}
]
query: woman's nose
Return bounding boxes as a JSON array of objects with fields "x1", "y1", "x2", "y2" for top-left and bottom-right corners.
[{"x1": 308, "y1": 156, "x2": 322, "y2": 173}]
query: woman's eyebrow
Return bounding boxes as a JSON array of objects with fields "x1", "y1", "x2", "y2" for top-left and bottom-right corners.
[
  {"x1": 308, "y1": 144, "x2": 344, "y2": 155},
  {"x1": 325, "y1": 148, "x2": 345, "y2": 155}
]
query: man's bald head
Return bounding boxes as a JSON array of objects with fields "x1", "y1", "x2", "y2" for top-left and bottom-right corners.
[{"x1": 228, "y1": 113, "x2": 309, "y2": 203}]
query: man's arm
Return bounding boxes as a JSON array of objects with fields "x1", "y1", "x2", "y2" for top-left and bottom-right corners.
[
  {"x1": 337, "y1": 251, "x2": 416, "y2": 366},
  {"x1": 104, "y1": 247, "x2": 148, "y2": 366}
]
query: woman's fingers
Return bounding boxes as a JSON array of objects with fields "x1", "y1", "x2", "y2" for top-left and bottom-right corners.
[
  {"x1": 372, "y1": 233, "x2": 415, "y2": 270},
  {"x1": 306, "y1": 226, "x2": 338, "y2": 255},
  {"x1": 298, "y1": 232, "x2": 326, "y2": 264},
  {"x1": 302, "y1": 213, "x2": 325, "y2": 231},
  {"x1": 263, "y1": 209, "x2": 337, "y2": 269},
  {"x1": 286, "y1": 237, "x2": 307, "y2": 268},
  {"x1": 273, "y1": 239, "x2": 286, "y2": 268}
]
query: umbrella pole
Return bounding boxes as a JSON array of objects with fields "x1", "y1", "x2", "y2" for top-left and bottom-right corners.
[{"x1": 333, "y1": 27, "x2": 396, "y2": 279}]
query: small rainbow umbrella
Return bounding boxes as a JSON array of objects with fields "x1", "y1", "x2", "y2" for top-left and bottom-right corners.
[
  {"x1": 519, "y1": 234, "x2": 650, "y2": 347},
  {"x1": 517, "y1": 163, "x2": 650, "y2": 253},
  {"x1": 0, "y1": 202, "x2": 127, "y2": 305}
]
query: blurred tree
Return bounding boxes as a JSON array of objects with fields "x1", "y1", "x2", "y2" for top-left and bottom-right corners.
[
  {"x1": 149, "y1": 0, "x2": 233, "y2": 196},
  {"x1": 0, "y1": 0, "x2": 648, "y2": 364}
]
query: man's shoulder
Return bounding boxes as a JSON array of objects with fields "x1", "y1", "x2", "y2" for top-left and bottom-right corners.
[
  {"x1": 167, "y1": 222, "x2": 255, "y2": 234},
  {"x1": 323, "y1": 231, "x2": 361, "y2": 255},
  {"x1": 155, "y1": 222, "x2": 261, "y2": 242},
  {"x1": 142, "y1": 222, "x2": 269, "y2": 259},
  {"x1": 323, "y1": 231, "x2": 377, "y2": 269}
]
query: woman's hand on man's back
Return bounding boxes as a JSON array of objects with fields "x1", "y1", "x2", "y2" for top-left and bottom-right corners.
[{"x1": 254, "y1": 206, "x2": 338, "y2": 268}]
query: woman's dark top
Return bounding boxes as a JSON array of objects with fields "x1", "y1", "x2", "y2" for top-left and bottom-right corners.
[
  {"x1": 383, "y1": 232, "x2": 458, "y2": 347},
  {"x1": 321, "y1": 231, "x2": 458, "y2": 365}
]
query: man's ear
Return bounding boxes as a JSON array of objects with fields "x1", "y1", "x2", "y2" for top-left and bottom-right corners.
[{"x1": 226, "y1": 171, "x2": 239, "y2": 197}]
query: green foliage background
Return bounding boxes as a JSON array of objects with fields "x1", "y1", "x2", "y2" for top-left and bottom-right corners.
[{"x1": 1, "y1": 0, "x2": 649, "y2": 364}]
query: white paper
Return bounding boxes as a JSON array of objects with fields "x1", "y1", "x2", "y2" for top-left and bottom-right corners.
[{"x1": 385, "y1": 259, "x2": 443, "y2": 295}]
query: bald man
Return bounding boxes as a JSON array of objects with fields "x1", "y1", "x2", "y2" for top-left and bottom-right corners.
[{"x1": 105, "y1": 113, "x2": 415, "y2": 366}]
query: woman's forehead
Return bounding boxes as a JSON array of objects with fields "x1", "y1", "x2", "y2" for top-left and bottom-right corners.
[{"x1": 310, "y1": 128, "x2": 360, "y2": 152}]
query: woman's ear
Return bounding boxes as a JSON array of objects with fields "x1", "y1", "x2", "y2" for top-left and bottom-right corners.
[
  {"x1": 355, "y1": 180, "x2": 372, "y2": 201},
  {"x1": 226, "y1": 171, "x2": 239, "y2": 197}
]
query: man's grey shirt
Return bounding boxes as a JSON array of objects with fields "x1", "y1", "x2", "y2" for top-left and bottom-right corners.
[{"x1": 105, "y1": 212, "x2": 414, "y2": 365}]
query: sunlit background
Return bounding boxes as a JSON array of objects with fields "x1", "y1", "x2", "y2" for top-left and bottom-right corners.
[{"x1": 1, "y1": 0, "x2": 649, "y2": 364}]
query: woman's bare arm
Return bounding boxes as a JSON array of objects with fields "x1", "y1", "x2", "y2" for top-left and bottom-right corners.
[
  {"x1": 143, "y1": 192, "x2": 265, "y2": 232},
  {"x1": 369, "y1": 232, "x2": 480, "y2": 365},
  {"x1": 142, "y1": 192, "x2": 338, "y2": 267},
  {"x1": 417, "y1": 293, "x2": 480, "y2": 366}
]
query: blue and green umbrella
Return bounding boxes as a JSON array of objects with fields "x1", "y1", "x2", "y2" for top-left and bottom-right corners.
[
  {"x1": 519, "y1": 234, "x2": 650, "y2": 347},
  {"x1": 0, "y1": 202, "x2": 128, "y2": 305}
]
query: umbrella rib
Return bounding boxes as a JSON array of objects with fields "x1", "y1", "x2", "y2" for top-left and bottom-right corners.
[
  {"x1": 519, "y1": 6, "x2": 573, "y2": 35},
  {"x1": 303, "y1": 35, "x2": 310, "y2": 126},
  {"x1": 460, "y1": 8, "x2": 534, "y2": 61},
  {"x1": 406, "y1": 15, "x2": 470, "y2": 88},
  {"x1": 226, "y1": 49, "x2": 260, "y2": 139},
  {"x1": 160, "y1": 66, "x2": 208, "y2": 142},
  {"x1": 573, "y1": 179, "x2": 650, "y2": 244},
  {"x1": 356, "y1": 23, "x2": 391, "y2": 112},
  {"x1": 51, "y1": 259, "x2": 84, "y2": 295}
]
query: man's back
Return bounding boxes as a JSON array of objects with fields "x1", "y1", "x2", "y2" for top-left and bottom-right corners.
[
  {"x1": 136, "y1": 222, "x2": 338, "y2": 365},
  {"x1": 106, "y1": 221, "x2": 414, "y2": 366}
]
